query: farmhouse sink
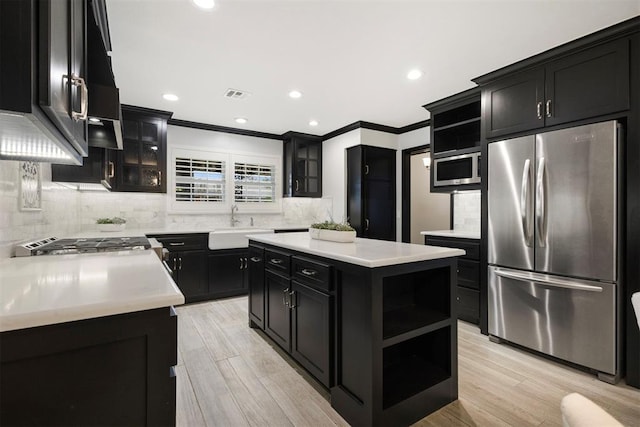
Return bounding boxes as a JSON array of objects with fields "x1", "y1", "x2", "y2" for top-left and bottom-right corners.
[{"x1": 208, "y1": 228, "x2": 274, "y2": 250}]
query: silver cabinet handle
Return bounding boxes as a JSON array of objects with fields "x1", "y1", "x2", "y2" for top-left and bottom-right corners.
[
  {"x1": 70, "y1": 73, "x2": 88, "y2": 121},
  {"x1": 301, "y1": 268, "x2": 317, "y2": 276},
  {"x1": 244, "y1": 257, "x2": 248, "y2": 269},
  {"x1": 295, "y1": 180, "x2": 299, "y2": 192},
  {"x1": 494, "y1": 268, "x2": 602, "y2": 292},
  {"x1": 365, "y1": 219, "x2": 369, "y2": 231},
  {"x1": 173, "y1": 257, "x2": 177, "y2": 271},
  {"x1": 545, "y1": 100, "x2": 552, "y2": 118},
  {"x1": 283, "y1": 287, "x2": 290, "y2": 307},
  {"x1": 364, "y1": 165, "x2": 369, "y2": 175},
  {"x1": 108, "y1": 162, "x2": 115, "y2": 178},
  {"x1": 270, "y1": 258, "x2": 283, "y2": 265},
  {"x1": 535, "y1": 158, "x2": 547, "y2": 248},
  {"x1": 520, "y1": 159, "x2": 532, "y2": 247},
  {"x1": 169, "y1": 242, "x2": 185, "y2": 246},
  {"x1": 240, "y1": 258, "x2": 244, "y2": 270},
  {"x1": 179, "y1": 257, "x2": 183, "y2": 270},
  {"x1": 289, "y1": 290, "x2": 297, "y2": 309},
  {"x1": 536, "y1": 102, "x2": 543, "y2": 120},
  {"x1": 158, "y1": 171, "x2": 162, "y2": 186},
  {"x1": 250, "y1": 257, "x2": 262, "y2": 263}
]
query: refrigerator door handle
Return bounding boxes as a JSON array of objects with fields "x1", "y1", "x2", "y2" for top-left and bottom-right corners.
[
  {"x1": 494, "y1": 268, "x2": 603, "y2": 292},
  {"x1": 520, "y1": 159, "x2": 532, "y2": 246},
  {"x1": 535, "y1": 157, "x2": 547, "y2": 247}
]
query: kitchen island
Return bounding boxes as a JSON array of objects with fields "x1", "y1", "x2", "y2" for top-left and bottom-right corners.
[
  {"x1": 0, "y1": 250, "x2": 184, "y2": 426},
  {"x1": 247, "y1": 232, "x2": 464, "y2": 426}
]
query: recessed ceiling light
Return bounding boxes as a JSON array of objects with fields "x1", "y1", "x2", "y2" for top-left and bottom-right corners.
[
  {"x1": 192, "y1": 0, "x2": 215, "y2": 10},
  {"x1": 288, "y1": 90, "x2": 302, "y2": 99},
  {"x1": 162, "y1": 93, "x2": 179, "y2": 101},
  {"x1": 235, "y1": 117, "x2": 248, "y2": 124},
  {"x1": 407, "y1": 69, "x2": 423, "y2": 80},
  {"x1": 309, "y1": 120, "x2": 318, "y2": 127},
  {"x1": 88, "y1": 117, "x2": 101, "y2": 123}
]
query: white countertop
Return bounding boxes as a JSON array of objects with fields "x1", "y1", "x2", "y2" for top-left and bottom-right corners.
[
  {"x1": 420, "y1": 229, "x2": 480, "y2": 240},
  {"x1": 0, "y1": 250, "x2": 184, "y2": 332},
  {"x1": 71, "y1": 225, "x2": 311, "y2": 239},
  {"x1": 248, "y1": 233, "x2": 465, "y2": 268}
]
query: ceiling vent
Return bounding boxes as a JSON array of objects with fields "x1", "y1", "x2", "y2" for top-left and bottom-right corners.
[{"x1": 224, "y1": 88, "x2": 250, "y2": 100}]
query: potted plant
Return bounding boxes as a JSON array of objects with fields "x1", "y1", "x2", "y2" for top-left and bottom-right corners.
[
  {"x1": 309, "y1": 221, "x2": 357, "y2": 243},
  {"x1": 96, "y1": 217, "x2": 127, "y2": 232}
]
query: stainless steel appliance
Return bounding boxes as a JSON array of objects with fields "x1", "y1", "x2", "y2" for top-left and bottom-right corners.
[
  {"x1": 15, "y1": 236, "x2": 151, "y2": 256},
  {"x1": 487, "y1": 120, "x2": 621, "y2": 382},
  {"x1": 433, "y1": 151, "x2": 481, "y2": 187}
]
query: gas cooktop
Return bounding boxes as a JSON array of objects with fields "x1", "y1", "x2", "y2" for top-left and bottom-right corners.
[{"x1": 15, "y1": 236, "x2": 151, "y2": 256}]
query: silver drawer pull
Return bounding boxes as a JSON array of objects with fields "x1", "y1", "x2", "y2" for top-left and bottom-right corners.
[
  {"x1": 270, "y1": 258, "x2": 283, "y2": 265},
  {"x1": 250, "y1": 257, "x2": 262, "y2": 262},
  {"x1": 289, "y1": 290, "x2": 297, "y2": 309},
  {"x1": 301, "y1": 268, "x2": 317, "y2": 276},
  {"x1": 169, "y1": 242, "x2": 185, "y2": 246}
]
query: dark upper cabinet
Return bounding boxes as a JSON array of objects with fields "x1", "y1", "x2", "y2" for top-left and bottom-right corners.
[
  {"x1": 347, "y1": 145, "x2": 396, "y2": 241},
  {"x1": 0, "y1": 0, "x2": 88, "y2": 164},
  {"x1": 424, "y1": 88, "x2": 481, "y2": 193},
  {"x1": 283, "y1": 132, "x2": 323, "y2": 197},
  {"x1": 480, "y1": 38, "x2": 630, "y2": 139},
  {"x1": 51, "y1": 145, "x2": 115, "y2": 189},
  {"x1": 117, "y1": 106, "x2": 172, "y2": 193}
]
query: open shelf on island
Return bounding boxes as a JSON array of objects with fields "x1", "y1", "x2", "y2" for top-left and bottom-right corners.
[
  {"x1": 382, "y1": 267, "x2": 450, "y2": 340},
  {"x1": 383, "y1": 327, "x2": 452, "y2": 409}
]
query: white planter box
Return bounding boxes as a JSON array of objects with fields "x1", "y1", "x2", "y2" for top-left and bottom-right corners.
[
  {"x1": 309, "y1": 228, "x2": 356, "y2": 243},
  {"x1": 97, "y1": 223, "x2": 126, "y2": 232}
]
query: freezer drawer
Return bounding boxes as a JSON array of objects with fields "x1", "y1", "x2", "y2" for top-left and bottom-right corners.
[{"x1": 488, "y1": 266, "x2": 616, "y2": 375}]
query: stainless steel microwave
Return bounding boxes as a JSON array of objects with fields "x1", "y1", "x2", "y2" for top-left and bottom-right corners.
[{"x1": 433, "y1": 152, "x2": 481, "y2": 187}]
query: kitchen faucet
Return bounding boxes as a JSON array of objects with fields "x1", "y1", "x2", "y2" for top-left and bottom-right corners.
[{"x1": 230, "y1": 204, "x2": 240, "y2": 227}]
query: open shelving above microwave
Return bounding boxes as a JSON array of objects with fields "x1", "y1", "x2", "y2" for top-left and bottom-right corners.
[{"x1": 423, "y1": 88, "x2": 481, "y2": 193}]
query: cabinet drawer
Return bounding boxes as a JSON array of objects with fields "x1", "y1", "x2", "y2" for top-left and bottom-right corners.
[
  {"x1": 150, "y1": 234, "x2": 207, "y2": 252},
  {"x1": 458, "y1": 259, "x2": 479, "y2": 290},
  {"x1": 457, "y1": 287, "x2": 479, "y2": 324},
  {"x1": 292, "y1": 256, "x2": 332, "y2": 292},
  {"x1": 265, "y1": 249, "x2": 291, "y2": 275},
  {"x1": 425, "y1": 237, "x2": 479, "y2": 260}
]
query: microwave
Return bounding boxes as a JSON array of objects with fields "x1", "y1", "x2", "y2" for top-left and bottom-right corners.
[{"x1": 433, "y1": 152, "x2": 481, "y2": 187}]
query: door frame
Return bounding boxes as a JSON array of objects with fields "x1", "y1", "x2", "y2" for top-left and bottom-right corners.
[{"x1": 401, "y1": 144, "x2": 453, "y2": 243}]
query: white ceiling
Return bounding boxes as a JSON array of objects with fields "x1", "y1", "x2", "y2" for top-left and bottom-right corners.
[{"x1": 106, "y1": 0, "x2": 639, "y2": 136}]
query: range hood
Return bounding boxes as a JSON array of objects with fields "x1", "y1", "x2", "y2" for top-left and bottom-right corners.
[{"x1": 87, "y1": 0, "x2": 123, "y2": 150}]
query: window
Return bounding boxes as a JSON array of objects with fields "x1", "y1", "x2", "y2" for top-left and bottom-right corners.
[
  {"x1": 234, "y1": 162, "x2": 275, "y2": 203},
  {"x1": 168, "y1": 147, "x2": 281, "y2": 213}
]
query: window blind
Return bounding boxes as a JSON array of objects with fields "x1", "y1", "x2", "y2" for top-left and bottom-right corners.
[
  {"x1": 234, "y1": 162, "x2": 275, "y2": 203},
  {"x1": 174, "y1": 157, "x2": 225, "y2": 202}
]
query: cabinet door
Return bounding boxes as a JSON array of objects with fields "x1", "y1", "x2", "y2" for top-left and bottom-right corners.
[
  {"x1": 38, "y1": 0, "x2": 88, "y2": 155},
  {"x1": 291, "y1": 281, "x2": 331, "y2": 387},
  {"x1": 294, "y1": 139, "x2": 322, "y2": 197},
  {"x1": 176, "y1": 251, "x2": 208, "y2": 302},
  {"x1": 483, "y1": 67, "x2": 545, "y2": 139},
  {"x1": 264, "y1": 271, "x2": 291, "y2": 351},
  {"x1": 364, "y1": 179, "x2": 395, "y2": 241},
  {"x1": 208, "y1": 250, "x2": 247, "y2": 298},
  {"x1": 545, "y1": 38, "x2": 630, "y2": 127},
  {"x1": 248, "y1": 246, "x2": 265, "y2": 329},
  {"x1": 118, "y1": 113, "x2": 166, "y2": 193}
]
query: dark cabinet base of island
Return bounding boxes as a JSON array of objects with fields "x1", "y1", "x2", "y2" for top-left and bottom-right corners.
[
  {"x1": 0, "y1": 307, "x2": 178, "y2": 427},
  {"x1": 248, "y1": 241, "x2": 458, "y2": 426}
]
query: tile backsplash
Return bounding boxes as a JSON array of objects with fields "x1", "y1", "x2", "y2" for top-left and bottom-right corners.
[
  {"x1": 453, "y1": 191, "x2": 481, "y2": 234},
  {"x1": 0, "y1": 160, "x2": 332, "y2": 258}
]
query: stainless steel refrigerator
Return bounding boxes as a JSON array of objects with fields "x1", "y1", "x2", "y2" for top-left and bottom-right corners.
[{"x1": 487, "y1": 120, "x2": 621, "y2": 382}]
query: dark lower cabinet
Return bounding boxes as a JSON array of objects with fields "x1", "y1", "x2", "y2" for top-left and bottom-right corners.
[
  {"x1": 264, "y1": 270, "x2": 291, "y2": 350},
  {"x1": 254, "y1": 249, "x2": 333, "y2": 388},
  {"x1": 248, "y1": 245, "x2": 265, "y2": 328},
  {"x1": 291, "y1": 281, "x2": 331, "y2": 386},
  {"x1": 425, "y1": 235, "x2": 480, "y2": 325},
  {"x1": 149, "y1": 234, "x2": 209, "y2": 303},
  {"x1": 0, "y1": 307, "x2": 177, "y2": 426},
  {"x1": 208, "y1": 249, "x2": 249, "y2": 299}
]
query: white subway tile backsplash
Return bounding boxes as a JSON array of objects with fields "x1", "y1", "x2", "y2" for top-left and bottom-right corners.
[{"x1": 453, "y1": 191, "x2": 481, "y2": 234}]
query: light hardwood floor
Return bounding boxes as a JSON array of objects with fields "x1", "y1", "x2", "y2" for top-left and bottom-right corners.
[{"x1": 175, "y1": 297, "x2": 640, "y2": 427}]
